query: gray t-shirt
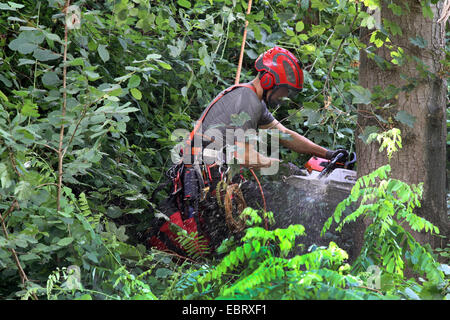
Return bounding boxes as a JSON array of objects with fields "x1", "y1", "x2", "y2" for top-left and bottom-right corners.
[{"x1": 199, "y1": 87, "x2": 274, "y2": 149}]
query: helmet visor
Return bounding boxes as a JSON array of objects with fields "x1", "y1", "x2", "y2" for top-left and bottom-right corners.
[{"x1": 267, "y1": 85, "x2": 300, "y2": 107}]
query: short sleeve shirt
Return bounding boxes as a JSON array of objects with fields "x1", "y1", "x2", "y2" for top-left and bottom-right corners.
[{"x1": 199, "y1": 86, "x2": 274, "y2": 147}]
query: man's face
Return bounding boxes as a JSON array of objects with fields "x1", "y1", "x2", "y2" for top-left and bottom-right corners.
[{"x1": 266, "y1": 86, "x2": 289, "y2": 107}]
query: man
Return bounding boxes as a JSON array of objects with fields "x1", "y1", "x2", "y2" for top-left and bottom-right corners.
[
  {"x1": 188, "y1": 46, "x2": 347, "y2": 171},
  {"x1": 146, "y1": 46, "x2": 348, "y2": 256}
]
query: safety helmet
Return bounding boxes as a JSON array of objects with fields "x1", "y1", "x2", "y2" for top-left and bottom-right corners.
[{"x1": 254, "y1": 46, "x2": 303, "y2": 104}]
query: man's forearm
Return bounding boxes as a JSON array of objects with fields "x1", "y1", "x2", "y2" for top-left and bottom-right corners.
[{"x1": 280, "y1": 129, "x2": 328, "y2": 158}]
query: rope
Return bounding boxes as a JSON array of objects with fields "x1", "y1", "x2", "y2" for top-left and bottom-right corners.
[
  {"x1": 250, "y1": 168, "x2": 268, "y2": 230},
  {"x1": 235, "y1": 0, "x2": 253, "y2": 85},
  {"x1": 216, "y1": 180, "x2": 228, "y2": 208},
  {"x1": 224, "y1": 183, "x2": 247, "y2": 233}
]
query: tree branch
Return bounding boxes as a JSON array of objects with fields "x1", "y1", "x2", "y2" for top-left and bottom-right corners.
[
  {"x1": 57, "y1": 0, "x2": 71, "y2": 212},
  {"x1": 0, "y1": 201, "x2": 38, "y2": 300}
]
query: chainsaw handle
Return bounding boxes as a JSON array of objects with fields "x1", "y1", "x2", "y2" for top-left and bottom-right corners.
[
  {"x1": 344, "y1": 152, "x2": 357, "y2": 170},
  {"x1": 317, "y1": 152, "x2": 345, "y2": 178}
]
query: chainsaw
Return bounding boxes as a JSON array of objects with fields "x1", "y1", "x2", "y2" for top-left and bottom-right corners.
[{"x1": 305, "y1": 151, "x2": 357, "y2": 179}]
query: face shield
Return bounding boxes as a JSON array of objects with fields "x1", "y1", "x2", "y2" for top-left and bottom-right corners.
[{"x1": 266, "y1": 85, "x2": 300, "y2": 108}]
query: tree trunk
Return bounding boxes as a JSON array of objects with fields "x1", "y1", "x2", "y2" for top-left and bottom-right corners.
[{"x1": 356, "y1": 1, "x2": 449, "y2": 257}]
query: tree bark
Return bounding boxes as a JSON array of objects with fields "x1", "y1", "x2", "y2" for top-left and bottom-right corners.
[{"x1": 356, "y1": 1, "x2": 449, "y2": 256}]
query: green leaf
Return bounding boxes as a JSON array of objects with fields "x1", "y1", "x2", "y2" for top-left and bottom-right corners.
[
  {"x1": 311, "y1": 0, "x2": 328, "y2": 11},
  {"x1": 177, "y1": 0, "x2": 191, "y2": 9},
  {"x1": 394, "y1": 111, "x2": 416, "y2": 128},
  {"x1": 57, "y1": 237, "x2": 74, "y2": 246},
  {"x1": 42, "y1": 71, "x2": 60, "y2": 87},
  {"x1": 0, "y1": 90, "x2": 8, "y2": 102},
  {"x1": 409, "y1": 36, "x2": 428, "y2": 49},
  {"x1": 404, "y1": 287, "x2": 420, "y2": 300},
  {"x1": 252, "y1": 240, "x2": 261, "y2": 253},
  {"x1": 155, "y1": 268, "x2": 173, "y2": 278},
  {"x1": 244, "y1": 243, "x2": 252, "y2": 258},
  {"x1": 286, "y1": 28, "x2": 295, "y2": 37},
  {"x1": 421, "y1": 3, "x2": 433, "y2": 19},
  {"x1": 8, "y1": 39, "x2": 37, "y2": 54},
  {"x1": 295, "y1": 21, "x2": 304, "y2": 32},
  {"x1": 33, "y1": 48, "x2": 60, "y2": 61},
  {"x1": 158, "y1": 61, "x2": 172, "y2": 70},
  {"x1": 358, "y1": 126, "x2": 379, "y2": 144},
  {"x1": 128, "y1": 75, "x2": 141, "y2": 88},
  {"x1": 0, "y1": 2, "x2": 24, "y2": 10},
  {"x1": 21, "y1": 99, "x2": 40, "y2": 117},
  {"x1": 349, "y1": 85, "x2": 372, "y2": 105},
  {"x1": 85, "y1": 70, "x2": 101, "y2": 81},
  {"x1": 388, "y1": 3, "x2": 403, "y2": 16},
  {"x1": 130, "y1": 88, "x2": 142, "y2": 100},
  {"x1": 97, "y1": 44, "x2": 110, "y2": 63}
]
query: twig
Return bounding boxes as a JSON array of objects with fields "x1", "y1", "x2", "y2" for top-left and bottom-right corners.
[
  {"x1": 57, "y1": 0, "x2": 71, "y2": 212},
  {"x1": 323, "y1": 4, "x2": 359, "y2": 96},
  {"x1": 0, "y1": 201, "x2": 39, "y2": 300},
  {"x1": 62, "y1": 95, "x2": 105, "y2": 159},
  {"x1": 355, "y1": 285, "x2": 384, "y2": 295}
]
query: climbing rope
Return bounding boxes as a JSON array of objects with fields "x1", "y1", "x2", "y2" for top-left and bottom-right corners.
[
  {"x1": 234, "y1": 0, "x2": 253, "y2": 84},
  {"x1": 250, "y1": 168, "x2": 268, "y2": 230},
  {"x1": 224, "y1": 183, "x2": 247, "y2": 233}
]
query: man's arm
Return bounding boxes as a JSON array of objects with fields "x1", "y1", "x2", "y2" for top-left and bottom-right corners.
[
  {"x1": 234, "y1": 140, "x2": 280, "y2": 169},
  {"x1": 259, "y1": 119, "x2": 328, "y2": 158}
]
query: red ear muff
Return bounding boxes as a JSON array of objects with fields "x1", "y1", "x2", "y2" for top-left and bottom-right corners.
[{"x1": 260, "y1": 72, "x2": 274, "y2": 90}]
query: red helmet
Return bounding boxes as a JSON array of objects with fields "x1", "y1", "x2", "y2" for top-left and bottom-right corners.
[{"x1": 255, "y1": 46, "x2": 304, "y2": 92}]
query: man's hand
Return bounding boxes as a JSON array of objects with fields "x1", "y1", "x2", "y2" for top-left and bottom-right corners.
[{"x1": 325, "y1": 149, "x2": 349, "y2": 162}]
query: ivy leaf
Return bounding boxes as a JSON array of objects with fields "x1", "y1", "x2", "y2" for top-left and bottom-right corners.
[
  {"x1": 394, "y1": 111, "x2": 416, "y2": 128},
  {"x1": 409, "y1": 36, "x2": 428, "y2": 49}
]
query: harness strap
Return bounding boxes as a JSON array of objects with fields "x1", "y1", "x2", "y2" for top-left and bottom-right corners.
[{"x1": 187, "y1": 83, "x2": 257, "y2": 154}]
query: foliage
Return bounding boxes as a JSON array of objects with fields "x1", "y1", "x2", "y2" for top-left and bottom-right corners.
[
  {"x1": 171, "y1": 207, "x2": 389, "y2": 300},
  {"x1": 0, "y1": 0, "x2": 447, "y2": 301},
  {"x1": 322, "y1": 129, "x2": 449, "y2": 299}
]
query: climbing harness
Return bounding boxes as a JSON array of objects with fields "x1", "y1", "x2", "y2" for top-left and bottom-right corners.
[{"x1": 147, "y1": 83, "x2": 266, "y2": 258}]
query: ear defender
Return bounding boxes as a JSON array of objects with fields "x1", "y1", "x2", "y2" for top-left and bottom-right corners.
[{"x1": 259, "y1": 71, "x2": 274, "y2": 90}]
